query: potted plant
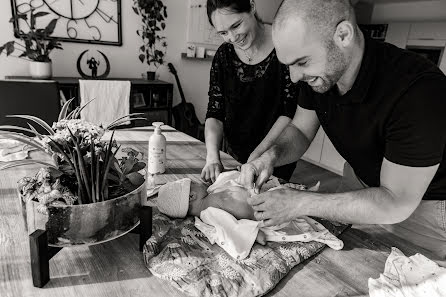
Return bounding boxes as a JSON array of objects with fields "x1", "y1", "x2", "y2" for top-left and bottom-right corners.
[
  {"x1": 132, "y1": 0, "x2": 168, "y2": 80},
  {"x1": 0, "y1": 8, "x2": 62, "y2": 79},
  {"x1": 0, "y1": 100, "x2": 148, "y2": 246}
]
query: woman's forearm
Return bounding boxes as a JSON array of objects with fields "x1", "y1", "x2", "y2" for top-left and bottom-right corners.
[{"x1": 204, "y1": 118, "x2": 224, "y2": 162}]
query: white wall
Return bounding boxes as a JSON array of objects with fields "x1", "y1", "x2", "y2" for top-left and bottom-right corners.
[
  {"x1": 0, "y1": 0, "x2": 282, "y2": 123},
  {"x1": 372, "y1": 0, "x2": 446, "y2": 23},
  {"x1": 0, "y1": 1, "x2": 148, "y2": 79}
]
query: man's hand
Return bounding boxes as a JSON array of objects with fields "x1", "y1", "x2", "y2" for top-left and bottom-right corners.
[
  {"x1": 247, "y1": 186, "x2": 305, "y2": 227},
  {"x1": 201, "y1": 161, "x2": 223, "y2": 183},
  {"x1": 247, "y1": 149, "x2": 261, "y2": 163},
  {"x1": 239, "y1": 154, "x2": 274, "y2": 192}
]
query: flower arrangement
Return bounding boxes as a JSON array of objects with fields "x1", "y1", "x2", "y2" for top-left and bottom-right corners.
[
  {"x1": 0, "y1": 8, "x2": 62, "y2": 62},
  {"x1": 0, "y1": 99, "x2": 147, "y2": 213},
  {"x1": 132, "y1": 0, "x2": 168, "y2": 71}
]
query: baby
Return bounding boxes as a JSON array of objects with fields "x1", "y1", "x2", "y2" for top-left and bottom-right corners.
[
  {"x1": 155, "y1": 171, "x2": 342, "y2": 260},
  {"x1": 156, "y1": 171, "x2": 316, "y2": 246}
]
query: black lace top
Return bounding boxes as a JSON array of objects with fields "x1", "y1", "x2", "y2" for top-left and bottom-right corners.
[{"x1": 206, "y1": 43, "x2": 298, "y2": 165}]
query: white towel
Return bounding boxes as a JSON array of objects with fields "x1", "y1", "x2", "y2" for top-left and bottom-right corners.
[
  {"x1": 79, "y1": 80, "x2": 131, "y2": 126},
  {"x1": 368, "y1": 247, "x2": 446, "y2": 297}
]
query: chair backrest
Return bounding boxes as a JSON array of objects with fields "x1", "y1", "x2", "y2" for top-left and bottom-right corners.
[{"x1": 0, "y1": 80, "x2": 60, "y2": 135}]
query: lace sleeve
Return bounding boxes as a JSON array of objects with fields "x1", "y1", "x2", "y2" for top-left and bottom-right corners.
[
  {"x1": 205, "y1": 47, "x2": 226, "y2": 122},
  {"x1": 280, "y1": 64, "x2": 298, "y2": 119}
]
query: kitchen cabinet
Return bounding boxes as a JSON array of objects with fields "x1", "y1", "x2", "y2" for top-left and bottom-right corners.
[
  {"x1": 385, "y1": 23, "x2": 411, "y2": 49},
  {"x1": 5, "y1": 76, "x2": 173, "y2": 127},
  {"x1": 409, "y1": 22, "x2": 446, "y2": 40},
  {"x1": 302, "y1": 127, "x2": 345, "y2": 176}
]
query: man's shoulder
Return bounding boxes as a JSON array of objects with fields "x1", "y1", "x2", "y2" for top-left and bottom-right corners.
[{"x1": 374, "y1": 40, "x2": 443, "y2": 81}]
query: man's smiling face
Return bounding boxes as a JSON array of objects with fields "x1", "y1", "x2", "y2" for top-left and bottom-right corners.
[{"x1": 273, "y1": 17, "x2": 348, "y2": 93}]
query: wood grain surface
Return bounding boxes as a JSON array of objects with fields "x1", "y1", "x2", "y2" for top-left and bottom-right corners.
[{"x1": 0, "y1": 126, "x2": 437, "y2": 297}]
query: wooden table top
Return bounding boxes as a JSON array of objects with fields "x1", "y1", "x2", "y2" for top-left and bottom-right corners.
[{"x1": 0, "y1": 126, "x2": 436, "y2": 297}]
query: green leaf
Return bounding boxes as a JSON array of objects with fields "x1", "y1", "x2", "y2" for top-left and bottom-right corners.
[
  {"x1": 27, "y1": 123, "x2": 43, "y2": 140},
  {"x1": 68, "y1": 128, "x2": 92, "y2": 202},
  {"x1": 5, "y1": 41, "x2": 15, "y2": 56},
  {"x1": 138, "y1": 54, "x2": 145, "y2": 63},
  {"x1": 0, "y1": 160, "x2": 57, "y2": 171},
  {"x1": 74, "y1": 98, "x2": 95, "y2": 119},
  {"x1": 0, "y1": 132, "x2": 46, "y2": 152},
  {"x1": 161, "y1": 22, "x2": 165, "y2": 30},
  {"x1": 34, "y1": 12, "x2": 50, "y2": 18},
  {"x1": 107, "y1": 118, "x2": 147, "y2": 130},
  {"x1": 122, "y1": 158, "x2": 137, "y2": 175},
  {"x1": 126, "y1": 172, "x2": 145, "y2": 186},
  {"x1": 130, "y1": 162, "x2": 146, "y2": 173},
  {"x1": 47, "y1": 167, "x2": 63, "y2": 178},
  {"x1": 30, "y1": 11, "x2": 36, "y2": 29},
  {"x1": 0, "y1": 125, "x2": 38, "y2": 136},
  {"x1": 106, "y1": 113, "x2": 145, "y2": 129},
  {"x1": 44, "y1": 19, "x2": 58, "y2": 36},
  {"x1": 6, "y1": 115, "x2": 54, "y2": 135},
  {"x1": 132, "y1": 6, "x2": 139, "y2": 15},
  {"x1": 107, "y1": 172, "x2": 121, "y2": 183},
  {"x1": 58, "y1": 98, "x2": 75, "y2": 121}
]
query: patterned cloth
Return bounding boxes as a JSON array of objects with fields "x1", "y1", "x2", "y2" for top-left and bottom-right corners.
[{"x1": 143, "y1": 213, "x2": 348, "y2": 297}]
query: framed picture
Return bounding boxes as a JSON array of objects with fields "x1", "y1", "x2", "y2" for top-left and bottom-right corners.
[
  {"x1": 133, "y1": 93, "x2": 146, "y2": 108},
  {"x1": 10, "y1": 0, "x2": 122, "y2": 46}
]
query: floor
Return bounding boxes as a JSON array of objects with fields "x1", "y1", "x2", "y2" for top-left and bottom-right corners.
[{"x1": 289, "y1": 160, "x2": 355, "y2": 193}]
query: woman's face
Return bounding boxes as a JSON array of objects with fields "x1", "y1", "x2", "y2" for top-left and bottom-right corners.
[{"x1": 211, "y1": 8, "x2": 258, "y2": 51}]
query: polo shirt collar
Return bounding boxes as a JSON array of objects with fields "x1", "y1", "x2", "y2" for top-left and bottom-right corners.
[{"x1": 336, "y1": 36, "x2": 376, "y2": 104}]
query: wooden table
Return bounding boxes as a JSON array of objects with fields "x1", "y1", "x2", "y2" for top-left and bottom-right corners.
[{"x1": 0, "y1": 126, "x2": 437, "y2": 297}]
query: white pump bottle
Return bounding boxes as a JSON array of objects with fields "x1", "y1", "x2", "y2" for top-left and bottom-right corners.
[{"x1": 148, "y1": 122, "x2": 166, "y2": 174}]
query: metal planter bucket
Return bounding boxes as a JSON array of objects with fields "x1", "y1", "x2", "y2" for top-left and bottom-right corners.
[{"x1": 21, "y1": 182, "x2": 146, "y2": 247}]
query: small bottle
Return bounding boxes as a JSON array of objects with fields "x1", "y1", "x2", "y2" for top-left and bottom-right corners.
[{"x1": 148, "y1": 122, "x2": 166, "y2": 174}]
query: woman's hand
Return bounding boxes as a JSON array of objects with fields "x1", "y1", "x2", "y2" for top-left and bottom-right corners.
[
  {"x1": 239, "y1": 154, "x2": 275, "y2": 193},
  {"x1": 201, "y1": 161, "x2": 223, "y2": 183}
]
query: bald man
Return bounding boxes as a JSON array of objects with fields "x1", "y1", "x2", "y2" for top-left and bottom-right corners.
[{"x1": 239, "y1": 0, "x2": 446, "y2": 260}]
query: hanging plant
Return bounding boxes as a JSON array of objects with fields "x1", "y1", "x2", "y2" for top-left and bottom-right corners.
[{"x1": 133, "y1": 0, "x2": 168, "y2": 70}]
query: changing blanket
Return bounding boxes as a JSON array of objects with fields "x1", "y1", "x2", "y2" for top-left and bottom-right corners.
[{"x1": 143, "y1": 178, "x2": 348, "y2": 297}]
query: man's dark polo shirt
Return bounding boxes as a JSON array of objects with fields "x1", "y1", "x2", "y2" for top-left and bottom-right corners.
[{"x1": 298, "y1": 37, "x2": 446, "y2": 200}]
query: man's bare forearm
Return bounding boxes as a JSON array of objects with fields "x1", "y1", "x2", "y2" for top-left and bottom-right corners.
[
  {"x1": 299, "y1": 187, "x2": 415, "y2": 224},
  {"x1": 263, "y1": 123, "x2": 311, "y2": 167}
]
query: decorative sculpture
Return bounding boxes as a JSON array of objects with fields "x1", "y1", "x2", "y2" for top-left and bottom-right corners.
[{"x1": 77, "y1": 50, "x2": 111, "y2": 79}]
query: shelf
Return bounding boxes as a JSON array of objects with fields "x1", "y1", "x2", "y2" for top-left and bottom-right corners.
[
  {"x1": 181, "y1": 53, "x2": 213, "y2": 61},
  {"x1": 133, "y1": 106, "x2": 169, "y2": 111}
]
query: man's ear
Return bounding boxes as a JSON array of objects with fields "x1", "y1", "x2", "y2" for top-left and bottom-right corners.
[
  {"x1": 250, "y1": 0, "x2": 256, "y2": 14},
  {"x1": 333, "y1": 20, "x2": 355, "y2": 48}
]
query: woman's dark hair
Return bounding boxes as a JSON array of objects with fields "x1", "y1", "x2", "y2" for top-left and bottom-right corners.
[{"x1": 207, "y1": 0, "x2": 260, "y2": 27}]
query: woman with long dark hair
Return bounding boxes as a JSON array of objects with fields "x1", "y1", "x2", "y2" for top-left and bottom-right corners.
[{"x1": 201, "y1": 0, "x2": 299, "y2": 183}]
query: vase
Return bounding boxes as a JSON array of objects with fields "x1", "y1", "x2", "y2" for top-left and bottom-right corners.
[
  {"x1": 29, "y1": 61, "x2": 53, "y2": 79},
  {"x1": 20, "y1": 182, "x2": 147, "y2": 247},
  {"x1": 146, "y1": 71, "x2": 156, "y2": 80}
]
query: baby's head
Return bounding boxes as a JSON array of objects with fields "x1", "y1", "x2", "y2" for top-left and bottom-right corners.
[{"x1": 156, "y1": 172, "x2": 254, "y2": 219}]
